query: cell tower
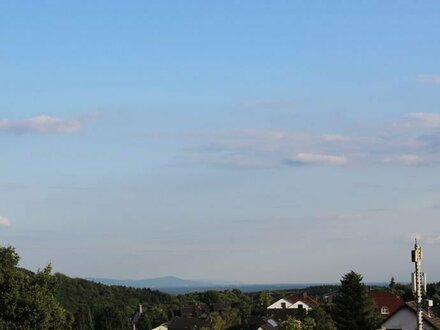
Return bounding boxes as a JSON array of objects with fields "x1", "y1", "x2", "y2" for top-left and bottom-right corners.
[{"x1": 411, "y1": 239, "x2": 426, "y2": 330}]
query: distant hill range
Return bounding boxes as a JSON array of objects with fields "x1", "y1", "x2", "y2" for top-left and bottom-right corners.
[
  {"x1": 87, "y1": 275, "x2": 234, "y2": 290},
  {"x1": 86, "y1": 275, "x2": 370, "y2": 294}
]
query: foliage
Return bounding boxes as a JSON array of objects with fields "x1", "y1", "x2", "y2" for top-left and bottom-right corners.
[
  {"x1": 393, "y1": 282, "x2": 413, "y2": 301},
  {"x1": 302, "y1": 316, "x2": 316, "y2": 330},
  {"x1": 332, "y1": 271, "x2": 380, "y2": 330},
  {"x1": 389, "y1": 276, "x2": 414, "y2": 302},
  {"x1": 310, "y1": 307, "x2": 336, "y2": 330},
  {"x1": 279, "y1": 316, "x2": 302, "y2": 330},
  {"x1": 427, "y1": 282, "x2": 440, "y2": 305},
  {"x1": 389, "y1": 277, "x2": 396, "y2": 292},
  {"x1": 56, "y1": 272, "x2": 173, "y2": 329},
  {"x1": 0, "y1": 245, "x2": 72, "y2": 329},
  {"x1": 257, "y1": 291, "x2": 272, "y2": 309}
]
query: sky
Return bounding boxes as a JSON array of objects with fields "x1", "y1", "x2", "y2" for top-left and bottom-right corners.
[{"x1": 1, "y1": 1, "x2": 440, "y2": 284}]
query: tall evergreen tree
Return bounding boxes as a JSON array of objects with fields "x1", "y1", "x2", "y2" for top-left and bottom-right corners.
[{"x1": 332, "y1": 271, "x2": 379, "y2": 330}]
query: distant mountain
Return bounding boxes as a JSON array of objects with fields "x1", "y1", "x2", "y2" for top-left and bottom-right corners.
[{"x1": 87, "y1": 275, "x2": 221, "y2": 289}]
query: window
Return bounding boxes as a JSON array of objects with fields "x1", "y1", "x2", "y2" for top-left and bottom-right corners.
[
  {"x1": 297, "y1": 304, "x2": 303, "y2": 309},
  {"x1": 380, "y1": 306, "x2": 390, "y2": 314},
  {"x1": 281, "y1": 302, "x2": 286, "y2": 309}
]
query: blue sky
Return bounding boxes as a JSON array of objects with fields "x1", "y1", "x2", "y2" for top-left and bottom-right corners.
[{"x1": 1, "y1": 1, "x2": 440, "y2": 283}]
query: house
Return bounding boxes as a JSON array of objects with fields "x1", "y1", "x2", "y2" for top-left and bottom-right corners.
[
  {"x1": 369, "y1": 291, "x2": 404, "y2": 318},
  {"x1": 168, "y1": 317, "x2": 211, "y2": 330},
  {"x1": 267, "y1": 292, "x2": 319, "y2": 313},
  {"x1": 257, "y1": 318, "x2": 278, "y2": 330},
  {"x1": 267, "y1": 292, "x2": 319, "y2": 321},
  {"x1": 178, "y1": 303, "x2": 210, "y2": 318},
  {"x1": 380, "y1": 301, "x2": 440, "y2": 330},
  {"x1": 167, "y1": 303, "x2": 211, "y2": 330}
]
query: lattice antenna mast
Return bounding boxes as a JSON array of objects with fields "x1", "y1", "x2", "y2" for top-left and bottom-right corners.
[{"x1": 411, "y1": 239, "x2": 425, "y2": 330}]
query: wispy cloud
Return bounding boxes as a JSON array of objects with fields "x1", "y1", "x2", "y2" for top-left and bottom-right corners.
[
  {"x1": 382, "y1": 154, "x2": 423, "y2": 165},
  {"x1": 0, "y1": 113, "x2": 100, "y2": 135},
  {"x1": 179, "y1": 111, "x2": 440, "y2": 169},
  {"x1": 408, "y1": 112, "x2": 440, "y2": 128},
  {"x1": 288, "y1": 153, "x2": 348, "y2": 166},
  {"x1": 322, "y1": 134, "x2": 350, "y2": 142},
  {"x1": 0, "y1": 216, "x2": 11, "y2": 228},
  {"x1": 416, "y1": 74, "x2": 440, "y2": 84},
  {"x1": 410, "y1": 233, "x2": 440, "y2": 244}
]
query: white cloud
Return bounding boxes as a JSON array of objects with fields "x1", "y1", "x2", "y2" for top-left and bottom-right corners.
[
  {"x1": 408, "y1": 112, "x2": 440, "y2": 128},
  {"x1": 0, "y1": 216, "x2": 11, "y2": 228},
  {"x1": 0, "y1": 113, "x2": 100, "y2": 135},
  {"x1": 416, "y1": 74, "x2": 440, "y2": 84},
  {"x1": 410, "y1": 233, "x2": 440, "y2": 244},
  {"x1": 322, "y1": 134, "x2": 350, "y2": 142},
  {"x1": 180, "y1": 111, "x2": 440, "y2": 168},
  {"x1": 382, "y1": 154, "x2": 423, "y2": 165},
  {"x1": 293, "y1": 153, "x2": 348, "y2": 166}
]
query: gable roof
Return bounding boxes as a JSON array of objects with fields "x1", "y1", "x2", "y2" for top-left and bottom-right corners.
[
  {"x1": 407, "y1": 301, "x2": 440, "y2": 329},
  {"x1": 369, "y1": 291, "x2": 404, "y2": 316},
  {"x1": 383, "y1": 301, "x2": 440, "y2": 330},
  {"x1": 285, "y1": 292, "x2": 319, "y2": 307}
]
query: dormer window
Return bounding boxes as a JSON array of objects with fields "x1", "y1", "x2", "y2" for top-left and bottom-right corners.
[{"x1": 380, "y1": 306, "x2": 389, "y2": 314}]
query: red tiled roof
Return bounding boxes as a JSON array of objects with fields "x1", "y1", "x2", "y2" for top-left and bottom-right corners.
[
  {"x1": 285, "y1": 292, "x2": 319, "y2": 307},
  {"x1": 369, "y1": 291, "x2": 404, "y2": 316}
]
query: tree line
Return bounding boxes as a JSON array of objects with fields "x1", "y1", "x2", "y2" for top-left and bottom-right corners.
[{"x1": 3, "y1": 244, "x2": 440, "y2": 330}]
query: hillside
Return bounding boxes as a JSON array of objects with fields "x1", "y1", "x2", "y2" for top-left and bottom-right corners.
[{"x1": 87, "y1": 275, "x2": 214, "y2": 289}]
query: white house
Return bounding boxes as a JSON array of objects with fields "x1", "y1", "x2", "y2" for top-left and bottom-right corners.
[
  {"x1": 380, "y1": 302, "x2": 440, "y2": 330},
  {"x1": 267, "y1": 292, "x2": 319, "y2": 313}
]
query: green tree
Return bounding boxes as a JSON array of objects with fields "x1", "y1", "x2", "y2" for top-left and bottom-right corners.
[
  {"x1": 73, "y1": 305, "x2": 94, "y2": 330},
  {"x1": 0, "y1": 246, "x2": 72, "y2": 329},
  {"x1": 389, "y1": 277, "x2": 396, "y2": 292},
  {"x1": 94, "y1": 305, "x2": 127, "y2": 329},
  {"x1": 310, "y1": 307, "x2": 336, "y2": 330},
  {"x1": 210, "y1": 312, "x2": 227, "y2": 330},
  {"x1": 147, "y1": 304, "x2": 169, "y2": 327},
  {"x1": 332, "y1": 271, "x2": 379, "y2": 330},
  {"x1": 257, "y1": 291, "x2": 272, "y2": 309},
  {"x1": 279, "y1": 316, "x2": 302, "y2": 330},
  {"x1": 302, "y1": 316, "x2": 316, "y2": 330}
]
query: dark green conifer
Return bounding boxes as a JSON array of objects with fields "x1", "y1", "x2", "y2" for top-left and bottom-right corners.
[{"x1": 332, "y1": 271, "x2": 380, "y2": 330}]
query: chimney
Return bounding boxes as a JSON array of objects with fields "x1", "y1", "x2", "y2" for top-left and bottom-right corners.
[{"x1": 303, "y1": 292, "x2": 308, "y2": 298}]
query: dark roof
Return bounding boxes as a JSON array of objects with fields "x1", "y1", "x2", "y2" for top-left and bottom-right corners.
[
  {"x1": 259, "y1": 318, "x2": 278, "y2": 330},
  {"x1": 260, "y1": 323, "x2": 278, "y2": 330},
  {"x1": 180, "y1": 303, "x2": 210, "y2": 318},
  {"x1": 384, "y1": 301, "x2": 440, "y2": 329},
  {"x1": 168, "y1": 317, "x2": 211, "y2": 330},
  {"x1": 407, "y1": 301, "x2": 440, "y2": 329},
  {"x1": 268, "y1": 309, "x2": 305, "y2": 322},
  {"x1": 285, "y1": 292, "x2": 319, "y2": 307},
  {"x1": 369, "y1": 291, "x2": 404, "y2": 316}
]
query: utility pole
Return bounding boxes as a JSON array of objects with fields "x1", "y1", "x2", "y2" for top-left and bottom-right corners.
[{"x1": 411, "y1": 239, "x2": 423, "y2": 330}]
